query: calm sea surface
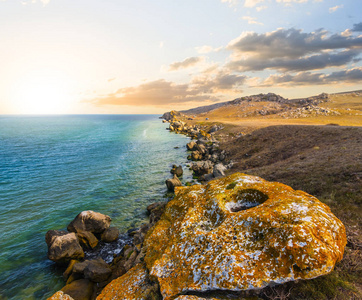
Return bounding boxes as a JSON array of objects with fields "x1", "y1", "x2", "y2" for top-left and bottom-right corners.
[{"x1": 0, "y1": 114, "x2": 191, "y2": 299}]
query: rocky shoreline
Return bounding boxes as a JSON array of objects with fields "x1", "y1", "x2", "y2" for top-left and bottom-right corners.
[{"x1": 46, "y1": 113, "x2": 347, "y2": 300}]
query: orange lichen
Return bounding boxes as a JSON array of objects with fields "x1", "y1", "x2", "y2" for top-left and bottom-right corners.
[
  {"x1": 47, "y1": 291, "x2": 74, "y2": 300},
  {"x1": 96, "y1": 264, "x2": 149, "y2": 300},
  {"x1": 143, "y1": 173, "x2": 346, "y2": 300}
]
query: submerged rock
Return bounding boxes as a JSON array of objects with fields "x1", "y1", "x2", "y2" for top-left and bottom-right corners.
[
  {"x1": 144, "y1": 173, "x2": 346, "y2": 299},
  {"x1": 67, "y1": 211, "x2": 112, "y2": 234}
]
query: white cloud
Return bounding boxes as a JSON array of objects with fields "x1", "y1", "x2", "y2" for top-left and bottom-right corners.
[
  {"x1": 196, "y1": 45, "x2": 214, "y2": 54},
  {"x1": 221, "y1": 0, "x2": 239, "y2": 6},
  {"x1": 256, "y1": 5, "x2": 268, "y2": 11},
  {"x1": 244, "y1": 0, "x2": 265, "y2": 7},
  {"x1": 329, "y1": 5, "x2": 343, "y2": 13},
  {"x1": 242, "y1": 16, "x2": 264, "y2": 25}
]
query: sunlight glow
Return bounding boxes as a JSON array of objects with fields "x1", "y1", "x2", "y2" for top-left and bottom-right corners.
[{"x1": 11, "y1": 70, "x2": 75, "y2": 114}]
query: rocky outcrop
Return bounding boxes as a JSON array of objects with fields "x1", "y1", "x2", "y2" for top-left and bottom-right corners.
[
  {"x1": 144, "y1": 173, "x2": 346, "y2": 299},
  {"x1": 46, "y1": 231, "x2": 84, "y2": 264},
  {"x1": 67, "y1": 211, "x2": 112, "y2": 234},
  {"x1": 165, "y1": 174, "x2": 182, "y2": 192}
]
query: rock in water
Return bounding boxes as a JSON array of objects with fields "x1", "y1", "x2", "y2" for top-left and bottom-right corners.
[
  {"x1": 47, "y1": 291, "x2": 74, "y2": 300},
  {"x1": 67, "y1": 210, "x2": 112, "y2": 234},
  {"x1": 170, "y1": 164, "x2": 183, "y2": 177},
  {"x1": 144, "y1": 173, "x2": 346, "y2": 299},
  {"x1": 165, "y1": 174, "x2": 182, "y2": 192},
  {"x1": 46, "y1": 232, "x2": 84, "y2": 264}
]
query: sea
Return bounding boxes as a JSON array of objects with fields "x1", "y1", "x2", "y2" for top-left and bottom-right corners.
[{"x1": 0, "y1": 114, "x2": 192, "y2": 299}]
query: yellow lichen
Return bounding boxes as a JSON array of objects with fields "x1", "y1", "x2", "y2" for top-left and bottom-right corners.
[{"x1": 143, "y1": 173, "x2": 346, "y2": 300}]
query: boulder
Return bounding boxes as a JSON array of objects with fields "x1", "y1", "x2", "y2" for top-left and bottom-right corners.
[
  {"x1": 97, "y1": 264, "x2": 160, "y2": 300},
  {"x1": 191, "y1": 160, "x2": 213, "y2": 176},
  {"x1": 144, "y1": 173, "x2": 346, "y2": 300},
  {"x1": 67, "y1": 211, "x2": 111, "y2": 234},
  {"x1": 186, "y1": 141, "x2": 197, "y2": 151},
  {"x1": 170, "y1": 165, "x2": 183, "y2": 177},
  {"x1": 101, "y1": 227, "x2": 119, "y2": 243},
  {"x1": 47, "y1": 232, "x2": 84, "y2": 264},
  {"x1": 61, "y1": 279, "x2": 94, "y2": 300},
  {"x1": 165, "y1": 174, "x2": 182, "y2": 192},
  {"x1": 73, "y1": 258, "x2": 112, "y2": 283},
  {"x1": 45, "y1": 230, "x2": 68, "y2": 247},
  {"x1": 47, "y1": 291, "x2": 75, "y2": 300},
  {"x1": 191, "y1": 151, "x2": 203, "y2": 161},
  {"x1": 213, "y1": 163, "x2": 227, "y2": 178},
  {"x1": 76, "y1": 231, "x2": 98, "y2": 249}
]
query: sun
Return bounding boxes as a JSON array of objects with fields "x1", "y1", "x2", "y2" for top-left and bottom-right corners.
[{"x1": 11, "y1": 69, "x2": 75, "y2": 114}]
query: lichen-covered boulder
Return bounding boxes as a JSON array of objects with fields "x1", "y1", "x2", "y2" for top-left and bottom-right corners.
[
  {"x1": 47, "y1": 291, "x2": 74, "y2": 300},
  {"x1": 96, "y1": 264, "x2": 160, "y2": 300},
  {"x1": 47, "y1": 232, "x2": 84, "y2": 264},
  {"x1": 67, "y1": 211, "x2": 111, "y2": 234},
  {"x1": 144, "y1": 173, "x2": 346, "y2": 300}
]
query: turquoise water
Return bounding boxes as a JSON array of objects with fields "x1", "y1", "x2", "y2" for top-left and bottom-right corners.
[{"x1": 0, "y1": 115, "x2": 191, "y2": 299}]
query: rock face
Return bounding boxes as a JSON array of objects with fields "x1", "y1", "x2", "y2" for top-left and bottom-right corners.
[
  {"x1": 67, "y1": 211, "x2": 112, "y2": 234},
  {"x1": 46, "y1": 232, "x2": 84, "y2": 264},
  {"x1": 144, "y1": 173, "x2": 346, "y2": 300}
]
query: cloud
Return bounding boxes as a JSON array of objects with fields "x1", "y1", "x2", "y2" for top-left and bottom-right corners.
[
  {"x1": 192, "y1": 72, "x2": 247, "y2": 93},
  {"x1": 262, "y1": 67, "x2": 362, "y2": 86},
  {"x1": 352, "y1": 22, "x2": 362, "y2": 32},
  {"x1": 242, "y1": 16, "x2": 264, "y2": 25},
  {"x1": 244, "y1": 0, "x2": 265, "y2": 8},
  {"x1": 91, "y1": 79, "x2": 214, "y2": 107},
  {"x1": 221, "y1": 0, "x2": 239, "y2": 6},
  {"x1": 228, "y1": 49, "x2": 361, "y2": 72},
  {"x1": 168, "y1": 57, "x2": 204, "y2": 71},
  {"x1": 226, "y1": 28, "x2": 362, "y2": 72},
  {"x1": 195, "y1": 45, "x2": 214, "y2": 54},
  {"x1": 329, "y1": 5, "x2": 343, "y2": 13},
  {"x1": 256, "y1": 5, "x2": 267, "y2": 11}
]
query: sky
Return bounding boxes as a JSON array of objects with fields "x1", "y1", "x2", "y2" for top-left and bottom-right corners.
[{"x1": 0, "y1": 0, "x2": 361, "y2": 114}]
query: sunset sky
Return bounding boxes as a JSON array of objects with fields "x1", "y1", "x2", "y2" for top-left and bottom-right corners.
[{"x1": 1, "y1": 0, "x2": 361, "y2": 114}]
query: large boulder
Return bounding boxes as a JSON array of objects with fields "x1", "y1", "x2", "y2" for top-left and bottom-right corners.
[
  {"x1": 191, "y1": 160, "x2": 213, "y2": 176},
  {"x1": 97, "y1": 264, "x2": 160, "y2": 300},
  {"x1": 165, "y1": 174, "x2": 182, "y2": 192},
  {"x1": 46, "y1": 232, "x2": 84, "y2": 264},
  {"x1": 144, "y1": 173, "x2": 346, "y2": 300},
  {"x1": 67, "y1": 211, "x2": 111, "y2": 234}
]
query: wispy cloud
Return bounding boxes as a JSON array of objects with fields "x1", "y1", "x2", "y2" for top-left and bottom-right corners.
[
  {"x1": 168, "y1": 57, "x2": 204, "y2": 71},
  {"x1": 242, "y1": 16, "x2": 264, "y2": 25},
  {"x1": 329, "y1": 5, "x2": 343, "y2": 13}
]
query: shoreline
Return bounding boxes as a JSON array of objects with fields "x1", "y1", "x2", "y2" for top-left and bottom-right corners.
[{"x1": 46, "y1": 113, "x2": 361, "y2": 299}]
